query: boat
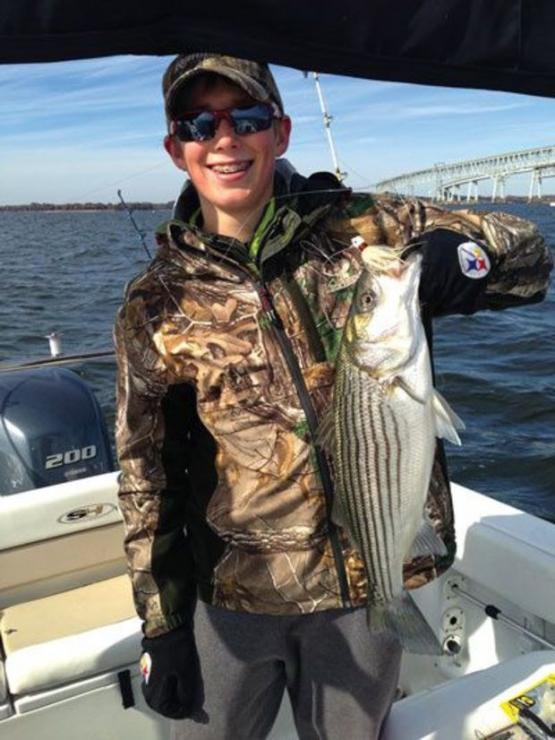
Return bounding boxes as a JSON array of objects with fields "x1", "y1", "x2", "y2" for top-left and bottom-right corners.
[
  {"x1": 1, "y1": 423, "x2": 553, "y2": 739},
  {"x1": 1, "y1": 3, "x2": 554, "y2": 738}
]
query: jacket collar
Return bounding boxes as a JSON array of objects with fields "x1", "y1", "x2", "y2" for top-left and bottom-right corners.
[{"x1": 160, "y1": 168, "x2": 349, "y2": 278}]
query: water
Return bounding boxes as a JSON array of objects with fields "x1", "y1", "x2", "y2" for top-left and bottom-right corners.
[{"x1": 0, "y1": 203, "x2": 553, "y2": 521}]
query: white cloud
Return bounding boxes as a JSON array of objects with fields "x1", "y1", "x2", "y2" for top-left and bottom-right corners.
[{"x1": 2, "y1": 56, "x2": 555, "y2": 202}]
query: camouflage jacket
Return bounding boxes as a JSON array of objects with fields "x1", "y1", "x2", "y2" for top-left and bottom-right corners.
[{"x1": 114, "y1": 171, "x2": 552, "y2": 637}]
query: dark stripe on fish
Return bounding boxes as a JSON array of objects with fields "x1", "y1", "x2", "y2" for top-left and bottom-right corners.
[
  {"x1": 379, "y1": 400, "x2": 398, "y2": 600},
  {"x1": 348, "y1": 371, "x2": 373, "y2": 567},
  {"x1": 342, "y1": 366, "x2": 378, "y2": 597},
  {"x1": 390, "y1": 411, "x2": 402, "y2": 517},
  {"x1": 368, "y1": 395, "x2": 393, "y2": 600},
  {"x1": 359, "y1": 372, "x2": 391, "y2": 600}
]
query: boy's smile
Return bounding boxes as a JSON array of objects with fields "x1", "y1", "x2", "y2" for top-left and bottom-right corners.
[{"x1": 165, "y1": 77, "x2": 291, "y2": 240}]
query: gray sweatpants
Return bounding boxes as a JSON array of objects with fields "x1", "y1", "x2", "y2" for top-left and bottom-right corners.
[{"x1": 170, "y1": 601, "x2": 401, "y2": 740}]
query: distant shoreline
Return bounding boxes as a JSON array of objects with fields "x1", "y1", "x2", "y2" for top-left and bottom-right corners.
[
  {"x1": 2, "y1": 196, "x2": 554, "y2": 212},
  {"x1": 0, "y1": 202, "x2": 174, "y2": 212}
]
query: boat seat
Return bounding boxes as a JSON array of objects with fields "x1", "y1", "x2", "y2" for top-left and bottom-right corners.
[
  {"x1": 383, "y1": 650, "x2": 555, "y2": 740},
  {"x1": 0, "y1": 575, "x2": 141, "y2": 695}
]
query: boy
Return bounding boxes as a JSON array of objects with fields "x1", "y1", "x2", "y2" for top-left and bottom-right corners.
[{"x1": 115, "y1": 53, "x2": 552, "y2": 738}]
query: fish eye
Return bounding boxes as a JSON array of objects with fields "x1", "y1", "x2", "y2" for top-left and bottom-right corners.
[{"x1": 358, "y1": 290, "x2": 376, "y2": 311}]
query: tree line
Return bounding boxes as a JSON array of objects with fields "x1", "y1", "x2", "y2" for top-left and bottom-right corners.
[{"x1": 0, "y1": 201, "x2": 174, "y2": 212}]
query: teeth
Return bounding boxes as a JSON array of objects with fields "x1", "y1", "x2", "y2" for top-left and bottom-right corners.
[{"x1": 211, "y1": 162, "x2": 250, "y2": 174}]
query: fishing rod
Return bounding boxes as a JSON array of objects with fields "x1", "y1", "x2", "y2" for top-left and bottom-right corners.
[
  {"x1": 117, "y1": 189, "x2": 153, "y2": 260},
  {"x1": 308, "y1": 72, "x2": 347, "y2": 183}
]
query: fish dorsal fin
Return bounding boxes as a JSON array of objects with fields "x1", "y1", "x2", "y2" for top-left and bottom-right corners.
[{"x1": 433, "y1": 389, "x2": 465, "y2": 445}]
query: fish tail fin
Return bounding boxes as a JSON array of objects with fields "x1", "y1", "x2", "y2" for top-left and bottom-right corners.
[
  {"x1": 408, "y1": 517, "x2": 447, "y2": 558},
  {"x1": 433, "y1": 389, "x2": 465, "y2": 446},
  {"x1": 367, "y1": 602, "x2": 389, "y2": 634},
  {"x1": 368, "y1": 593, "x2": 443, "y2": 655}
]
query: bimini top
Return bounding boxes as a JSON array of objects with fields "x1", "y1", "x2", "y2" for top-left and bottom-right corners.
[{"x1": 1, "y1": 0, "x2": 555, "y2": 98}]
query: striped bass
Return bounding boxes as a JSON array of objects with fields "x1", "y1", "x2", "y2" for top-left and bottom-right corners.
[{"x1": 326, "y1": 247, "x2": 464, "y2": 654}]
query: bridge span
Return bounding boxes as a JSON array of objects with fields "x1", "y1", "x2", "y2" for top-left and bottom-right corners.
[{"x1": 376, "y1": 145, "x2": 555, "y2": 202}]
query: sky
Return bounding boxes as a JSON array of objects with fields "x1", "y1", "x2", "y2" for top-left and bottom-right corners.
[{"x1": 2, "y1": 54, "x2": 555, "y2": 204}]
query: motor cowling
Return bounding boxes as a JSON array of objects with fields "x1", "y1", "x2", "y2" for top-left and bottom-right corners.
[{"x1": 0, "y1": 367, "x2": 113, "y2": 495}]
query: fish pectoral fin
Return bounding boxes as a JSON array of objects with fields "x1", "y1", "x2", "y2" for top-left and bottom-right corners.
[
  {"x1": 315, "y1": 407, "x2": 335, "y2": 455},
  {"x1": 433, "y1": 389, "x2": 465, "y2": 445},
  {"x1": 368, "y1": 593, "x2": 443, "y2": 655},
  {"x1": 408, "y1": 518, "x2": 448, "y2": 558},
  {"x1": 395, "y1": 375, "x2": 427, "y2": 405}
]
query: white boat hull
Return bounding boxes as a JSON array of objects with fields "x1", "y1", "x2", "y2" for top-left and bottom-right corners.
[{"x1": 1, "y1": 475, "x2": 554, "y2": 739}]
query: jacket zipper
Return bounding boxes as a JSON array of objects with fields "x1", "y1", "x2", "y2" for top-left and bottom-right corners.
[
  {"x1": 255, "y1": 282, "x2": 352, "y2": 609},
  {"x1": 179, "y1": 233, "x2": 353, "y2": 606}
]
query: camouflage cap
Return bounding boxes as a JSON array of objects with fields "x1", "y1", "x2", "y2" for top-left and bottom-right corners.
[{"x1": 163, "y1": 53, "x2": 284, "y2": 120}]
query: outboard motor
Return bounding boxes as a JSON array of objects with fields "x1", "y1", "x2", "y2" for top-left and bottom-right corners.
[{"x1": 0, "y1": 367, "x2": 113, "y2": 495}]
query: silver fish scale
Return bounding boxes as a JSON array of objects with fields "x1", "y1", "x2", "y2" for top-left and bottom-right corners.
[{"x1": 334, "y1": 355, "x2": 415, "y2": 606}]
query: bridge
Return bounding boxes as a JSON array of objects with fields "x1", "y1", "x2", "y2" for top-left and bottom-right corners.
[{"x1": 375, "y1": 145, "x2": 555, "y2": 202}]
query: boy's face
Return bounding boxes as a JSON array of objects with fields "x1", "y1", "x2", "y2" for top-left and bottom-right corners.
[{"x1": 164, "y1": 77, "x2": 291, "y2": 228}]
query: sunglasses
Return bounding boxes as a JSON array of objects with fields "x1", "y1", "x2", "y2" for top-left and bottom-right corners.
[{"x1": 170, "y1": 102, "x2": 281, "y2": 142}]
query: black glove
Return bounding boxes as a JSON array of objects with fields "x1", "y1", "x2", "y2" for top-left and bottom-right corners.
[
  {"x1": 140, "y1": 620, "x2": 204, "y2": 720},
  {"x1": 404, "y1": 228, "x2": 492, "y2": 316}
]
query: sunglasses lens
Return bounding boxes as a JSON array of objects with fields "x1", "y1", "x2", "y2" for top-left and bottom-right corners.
[
  {"x1": 175, "y1": 111, "x2": 215, "y2": 142},
  {"x1": 232, "y1": 105, "x2": 274, "y2": 135},
  {"x1": 174, "y1": 104, "x2": 275, "y2": 142}
]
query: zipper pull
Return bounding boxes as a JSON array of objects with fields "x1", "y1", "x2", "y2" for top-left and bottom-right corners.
[{"x1": 256, "y1": 284, "x2": 284, "y2": 330}]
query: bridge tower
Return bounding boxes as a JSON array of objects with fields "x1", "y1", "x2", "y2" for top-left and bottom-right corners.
[
  {"x1": 528, "y1": 169, "x2": 543, "y2": 201},
  {"x1": 492, "y1": 174, "x2": 506, "y2": 202},
  {"x1": 466, "y1": 181, "x2": 479, "y2": 202}
]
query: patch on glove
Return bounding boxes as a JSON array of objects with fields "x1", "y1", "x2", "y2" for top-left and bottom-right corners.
[
  {"x1": 140, "y1": 652, "x2": 152, "y2": 685},
  {"x1": 457, "y1": 241, "x2": 490, "y2": 279}
]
